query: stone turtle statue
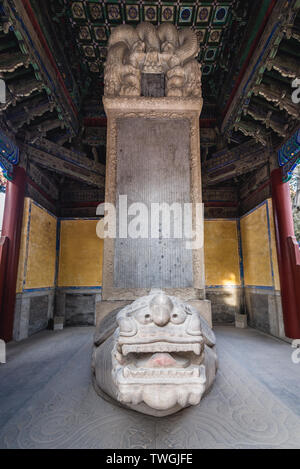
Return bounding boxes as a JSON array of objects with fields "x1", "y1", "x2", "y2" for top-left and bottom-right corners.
[{"x1": 92, "y1": 290, "x2": 217, "y2": 417}]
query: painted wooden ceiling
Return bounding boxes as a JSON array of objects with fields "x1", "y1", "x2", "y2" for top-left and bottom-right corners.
[
  {"x1": 0, "y1": 0, "x2": 299, "y2": 192},
  {"x1": 32, "y1": 0, "x2": 257, "y2": 112},
  {"x1": 68, "y1": 0, "x2": 237, "y2": 79}
]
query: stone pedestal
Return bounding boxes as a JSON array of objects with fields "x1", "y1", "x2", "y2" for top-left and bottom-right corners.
[
  {"x1": 99, "y1": 96, "x2": 211, "y2": 325},
  {"x1": 235, "y1": 313, "x2": 248, "y2": 329},
  {"x1": 53, "y1": 316, "x2": 64, "y2": 331}
]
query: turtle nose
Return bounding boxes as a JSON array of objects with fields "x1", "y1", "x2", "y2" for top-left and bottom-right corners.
[
  {"x1": 152, "y1": 307, "x2": 170, "y2": 327},
  {"x1": 150, "y1": 293, "x2": 173, "y2": 327}
]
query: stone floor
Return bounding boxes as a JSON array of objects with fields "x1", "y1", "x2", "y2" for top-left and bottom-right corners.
[{"x1": 0, "y1": 325, "x2": 300, "y2": 449}]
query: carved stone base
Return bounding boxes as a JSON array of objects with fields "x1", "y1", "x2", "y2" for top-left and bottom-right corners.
[{"x1": 235, "y1": 313, "x2": 248, "y2": 329}]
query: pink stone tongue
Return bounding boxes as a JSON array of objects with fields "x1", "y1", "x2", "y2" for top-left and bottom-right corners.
[{"x1": 147, "y1": 353, "x2": 177, "y2": 368}]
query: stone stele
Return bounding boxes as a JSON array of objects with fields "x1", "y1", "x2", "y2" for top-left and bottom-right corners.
[{"x1": 92, "y1": 290, "x2": 218, "y2": 417}]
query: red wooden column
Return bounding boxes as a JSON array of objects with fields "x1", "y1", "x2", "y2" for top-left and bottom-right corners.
[
  {"x1": 0, "y1": 167, "x2": 26, "y2": 342},
  {"x1": 271, "y1": 167, "x2": 300, "y2": 339}
]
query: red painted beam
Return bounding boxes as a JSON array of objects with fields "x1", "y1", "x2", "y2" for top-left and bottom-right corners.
[
  {"x1": 84, "y1": 118, "x2": 107, "y2": 128},
  {"x1": 287, "y1": 236, "x2": 300, "y2": 322},
  {"x1": 242, "y1": 179, "x2": 271, "y2": 203},
  {"x1": 26, "y1": 175, "x2": 56, "y2": 206},
  {"x1": 271, "y1": 168, "x2": 300, "y2": 339},
  {"x1": 0, "y1": 167, "x2": 26, "y2": 342}
]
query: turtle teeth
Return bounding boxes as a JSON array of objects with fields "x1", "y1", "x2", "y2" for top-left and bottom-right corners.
[
  {"x1": 121, "y1": 366, "x2": 202, "y2": 380},
  {"x1": 122, "y1": 342, "x2": 202, "y2": 356},
  {"x1": 192, "y1": 344, "x2": 201, "y2": 355},
  {"x1": 117, "y1": 343, "x2": 122, "y2": 353},
  {"x1": 177, "y1": 392, "x2": 188, "y2": 407},
  {"x1": 188, "y1": 393, "x2": 202, "y2": 406}
]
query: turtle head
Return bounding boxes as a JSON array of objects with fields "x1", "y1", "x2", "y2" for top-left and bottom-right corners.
[{"x1": 111, "y1": 291, "x2": 216, "y2": 412}]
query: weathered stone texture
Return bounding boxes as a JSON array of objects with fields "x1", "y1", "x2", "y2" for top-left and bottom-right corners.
[
  {"x1": 28, "y1": 295, "x2": 49, "y2": 336},
  {"x1": 65, "y1": 293, "x2": 96, "y2": 326}
]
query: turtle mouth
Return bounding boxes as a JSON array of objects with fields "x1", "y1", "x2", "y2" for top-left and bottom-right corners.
[{"x1": 115, "y1": 342, "x2": 204, "y2": 384}]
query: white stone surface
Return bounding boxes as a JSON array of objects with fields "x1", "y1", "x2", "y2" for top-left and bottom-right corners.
[{"x1": 93, "y1": 291, "x2": 217, "y2": 417}]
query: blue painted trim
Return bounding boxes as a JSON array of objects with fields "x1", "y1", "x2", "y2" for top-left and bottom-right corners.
[
  {"x1": 23, "y1": 287, "x2": 55, "y2": 293},
  {"x1": 278, "y1": 128, "x2": 300, "y2": 181},
  {"x1": 0, "y1": 129, "x2": 19, "y2": 165},
  {"x1": 278, "y1": 128, "x2": 300, "y2": 166},
  {"x1": 206, "y1": 285, "x2": 274, "y2": 291}
]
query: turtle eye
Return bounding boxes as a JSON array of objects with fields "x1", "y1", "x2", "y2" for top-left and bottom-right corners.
[
  {"x1": 135, "y1": 309, "x2": 153, "y2": 325},
  {"x1": 117, "y1": 317, "x2": 137, "y2": 336},
  {"x1": 170, "y1": 308, "x2": 186, "y2": 324}
]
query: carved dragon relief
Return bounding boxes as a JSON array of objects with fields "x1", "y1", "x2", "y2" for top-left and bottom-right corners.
[{"x1": 104, "y1": 23, "x2": 202, "y2": 99}]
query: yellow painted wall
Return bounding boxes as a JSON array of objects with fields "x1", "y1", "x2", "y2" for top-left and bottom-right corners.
[
  {"x1": 240, "y1": 202, "x2": 273, "y2": 287},
  {"x1": 58, "y1": 219, "x2": 103, "y2": 287},
  {"x1": 16, "y1": 198, "x2": 57, "y2": 292},
  {"x1": 16, "y1": 199, "x2": 279, "y2": 293},
  {"x1": 204, "y1": 220, "x2": 241, "y2": 286}
]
